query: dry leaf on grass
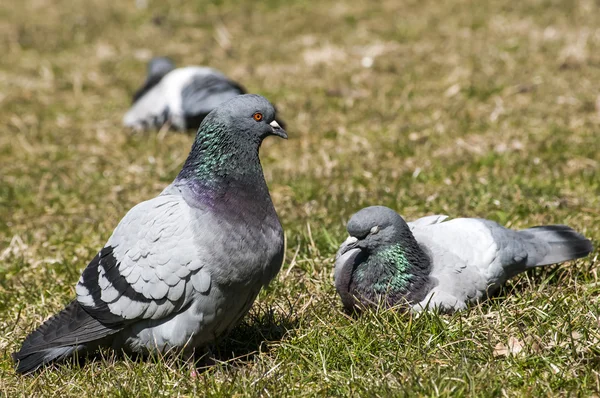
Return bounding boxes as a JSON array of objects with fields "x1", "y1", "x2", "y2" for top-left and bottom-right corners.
[{"x1": 493, "y1": 337, "x2": 524, "y2": 357}]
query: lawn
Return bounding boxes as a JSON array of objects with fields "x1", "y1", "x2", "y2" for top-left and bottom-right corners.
[{"x1": 1, "y1": 0, "x2": 599, "y2": 396}]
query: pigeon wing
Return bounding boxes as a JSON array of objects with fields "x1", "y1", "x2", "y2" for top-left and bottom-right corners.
[
  {"x1": 180, "y1": 71, "x2": 245, "y2": 122},
  {"x1": 407, "y1": 214, "x2": 449, "y2": 231},
  {"x1": 122, "y1": 83, "x2": 172, "y2": 130},
  {"x1": 123, "y1": 67, "x2": 200, "y2": 130},
  {"x1": 411, "y1": 217, "x2": 558, "y2": 310},
  {"x1": 417, "y1": 218, "x2": 564, "y2": 283},
  {"x1": 76, "y1": 194, "x2": 209, "y2": 325},
  {"x1": 412, "y1": 218, "x2": 501, "y2": 273},
  {"x1": 410, "y1": 218, "x2": 506, "y2": 310}
]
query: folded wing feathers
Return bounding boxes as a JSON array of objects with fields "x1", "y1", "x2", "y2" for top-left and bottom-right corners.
[
  {"x1": 181, "y1": 73, "x2": 244, "y2": 117},
  {"x1": 76, "y1": 194, "x2": 208, "y2": 324},
  {"x1": 408, "y1": 215, "x2": 449, "y2": 230},
  {"x1": 190, "y1": 269, "x2": 212, "y2": 294}
]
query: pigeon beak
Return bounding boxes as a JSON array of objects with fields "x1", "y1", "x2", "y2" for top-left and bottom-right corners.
[
  {"x1": 269, "y1": 120, "x2": 288, "y2": 139},
  {"x1": 337, "y1": 236, "x2": 359, "y2": 258}
]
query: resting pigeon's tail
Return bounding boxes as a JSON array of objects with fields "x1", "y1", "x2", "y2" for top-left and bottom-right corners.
[
  {"x1": 521, "y1": 225, "x2": 593, "y2": 267},
  {"x1": 13, "y1": 301, "x2": 117, "y2": 374}
]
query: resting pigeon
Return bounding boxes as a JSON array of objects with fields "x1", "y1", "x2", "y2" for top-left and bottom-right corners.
[
  {"x1": 13, "y1": 94, "x2": 287, "y2": 374},
  {"x1": 335, "y1": 206, "x2": 593, "y2": 313},
  {"x1": 123, "y1": 57, "x2": 285, "y2": 131}
]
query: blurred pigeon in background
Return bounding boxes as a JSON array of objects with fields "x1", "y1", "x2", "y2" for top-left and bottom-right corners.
[
  {"x1": 14, "y1": 94, "x2": 287, "y2": 374},
  {"x1": 335, "y1": 206, "x2": 593, "y2": 313},
  {"x1": 123, "y1": 57, "x2": 285, "y2": 131}
]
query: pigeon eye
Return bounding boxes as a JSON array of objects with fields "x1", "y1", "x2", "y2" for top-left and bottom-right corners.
[
  {"x1": 370, "y1": 226, "x2": 380, "y2": 235},
  {"x1": 253, "y1": 112, "x2": 263, "y2": 122}
]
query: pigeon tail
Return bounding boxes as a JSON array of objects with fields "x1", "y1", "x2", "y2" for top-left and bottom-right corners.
[
  {"x1": 13, "y1": 301, "x2": 118, "y2": 374},
  {"x1": 521, "y1": 225, "x2": 593, "y2": 267},
  {"x1": 14, "y1": 345, "x2": 82, "y2": 374}
]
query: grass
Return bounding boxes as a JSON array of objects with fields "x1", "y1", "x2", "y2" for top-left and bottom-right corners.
[{"x1": 1, "y1": 0, "x2": 600, "y2": 395}]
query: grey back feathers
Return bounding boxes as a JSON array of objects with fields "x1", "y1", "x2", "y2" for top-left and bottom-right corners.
[
  {"x1": 335, "y1": 206, "x2": 593, "y2": 313},
  {"x1": 13, "y1": 95, "x2": 286, "y2": 374}
]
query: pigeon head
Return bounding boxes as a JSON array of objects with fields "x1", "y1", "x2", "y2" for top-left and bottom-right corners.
[
  {"x1": 132, "y1": 57, "x2": 176, "y2": 103},
  {"x1": 177, "y1": 94, "x2": 287, "y2": 192},
  {"x1": 202, "y1": 94, "x2": 287, "y2": 142},
  {"x1": 336, "y1": 206, "x2": 432, "y2": 312},
  {"x1": 147, "y1": 57, "x2": 175, "y2": 80},
  {"x1": 344, "y1": 206, "x2": 410, "y2": 254}
]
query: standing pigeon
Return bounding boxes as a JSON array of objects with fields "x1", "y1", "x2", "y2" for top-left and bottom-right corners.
[
  {"x1": 335, "y1": 206, "x2": 593, "y2": 313},
  {"x1": 123, "y1": 57, "x2": 285, "y2": 131},
  {"x1": 13, "y1": 94, "x2": 287, "y2": 374}
]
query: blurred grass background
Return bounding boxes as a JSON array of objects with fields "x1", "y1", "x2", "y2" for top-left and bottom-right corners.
[{"x1": 1, "y1": 0, "x2": 599, "y2": 396}]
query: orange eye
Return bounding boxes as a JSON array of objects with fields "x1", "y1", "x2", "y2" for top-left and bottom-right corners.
[{"x1": 253, "y1": 112, "x2": 263, "y2": 122}]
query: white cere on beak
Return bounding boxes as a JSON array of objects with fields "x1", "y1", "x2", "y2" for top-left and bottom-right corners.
[
  {"x1": 345, "y1": 236, "x2": 358, "y2": 245},
  {"x1": 336, "y1": 236, "x2": 360, "y2": 260},
  {"x1": 269, "y1": 120, "x2": 281, "y2": 129},
  {"x1": 370, "y1": 226, "x2": 380, "y2": 234}
]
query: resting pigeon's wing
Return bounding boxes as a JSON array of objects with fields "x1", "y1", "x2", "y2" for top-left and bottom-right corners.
[
  {"x1": 407, "y1": 214, "x2": 448, "y2": 231},
  {"x1": 411, "y1": 218, "x2": 552, "y2": 309},
  {"x1": 412, "y1": 218, "x2": 501, "y2": 273},
  {"x1": 123, "y1": 83, "x2": 173, "y2": 130},
  {"x1": 132, "y1": 74, "x2": 168, "y2": 104},
  {"x1": 408, "y1": 218, "x2": 504, "y2": 311},
  {"x1": 411, "y1": 245, "x2": 487, "y2": 312},
  {"x1": 180, "y1": 71, "x2": 245, "y2": 122},
  {"x1": 416, "y1": 218, "x2": 568, "y2": 281},
  {"x1": 76, "y1": 194, "x2": 209, "y2": 325},
  {"x1": 123, "y1": 67, "x2": 201, "y2": 130},
  {"x1": 123, "y1": 67, "x2": 243, "y2": 131}
]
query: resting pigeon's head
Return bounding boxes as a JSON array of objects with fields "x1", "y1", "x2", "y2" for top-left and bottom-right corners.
[
  {"x1": 132, "y1": 57, "x2": 176, "y2": 103},
  {"x1": 147, "y1": 57, "x2": 175, "y2": 80},
  {"x1": 344, "y1": 206, "x2": 410, "y2": 253},
  {"x1": 204, "y1": 94, "x2": 287, "y2": 143}
]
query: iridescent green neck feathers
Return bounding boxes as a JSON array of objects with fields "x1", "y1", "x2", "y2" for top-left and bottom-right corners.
[
  {"x1": 355, "y1": 244, "x2": 415, "y2": 296},
  {"x1": 350, "y1": 238, "x2": 432, "y2": 308},
  {"x1": 177, "y1": 121, "x2": 262, "y2": 185}
]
